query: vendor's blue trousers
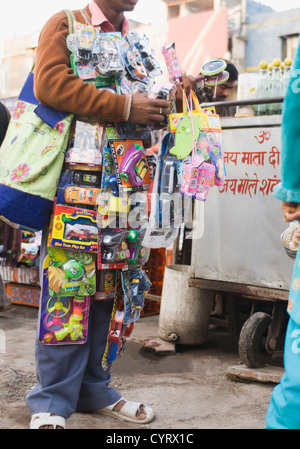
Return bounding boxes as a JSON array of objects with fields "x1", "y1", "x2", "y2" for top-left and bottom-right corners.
[
  {"x1": 26, "y1": 299, "x2": 121, "y2": 418},
  {"x1": 26, "y1": 227, "x2": 121, "y2": 419},
  {"x1": 266, "y1": 317, "x2": 300, "y2": 429}
]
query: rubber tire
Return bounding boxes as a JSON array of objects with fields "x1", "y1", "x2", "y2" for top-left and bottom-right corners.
[{"x1": 238, "y1": 311, "x2": 272, "y2": 368}]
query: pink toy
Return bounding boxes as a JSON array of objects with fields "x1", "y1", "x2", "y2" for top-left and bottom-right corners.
[
  {"x1": 162, "y1": 42, "x2": 182, "y2": 81},
  {"x1": 195, "y1": 162, "x2": 215, "y2": 202},
  {"x1": 180, "y1": 163, "x2": 199, "y2": 198}
]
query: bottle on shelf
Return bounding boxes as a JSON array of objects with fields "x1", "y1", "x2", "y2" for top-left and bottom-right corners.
[
  {"x1": 255, "y1": 60, "x2": 269, "y2": 116},
  {"x1": 269, "y1": 58, "x2": 282, "y2": 115},
  {"x1": 281, "y1": 57, "x2": 293, "y2": 100},
  {"x1": 265, "y1": 63, "x2": 273, "y2": 115}
]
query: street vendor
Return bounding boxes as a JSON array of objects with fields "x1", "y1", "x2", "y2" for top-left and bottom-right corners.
[{"x1": 26, "y1": 0, "x2": 170, "y2": 430}]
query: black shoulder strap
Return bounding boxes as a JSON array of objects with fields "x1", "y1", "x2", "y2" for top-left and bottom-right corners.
[{"x1": 0, "y1": 102, "x2": 9, "y2": 146}]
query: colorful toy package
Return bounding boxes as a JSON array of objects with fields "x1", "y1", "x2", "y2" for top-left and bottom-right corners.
[
  {"x1": 110, "y1": 139, "x2": 150, "y2": 192},
  {"x1": 47, "y1": 247, "x2": 96, "y2": 297},
  {"x1": 49, "y1": 203, "x2": 98, "y2": 253},
  {"x1": 121, "y1": 268, "x2": 151, "y2": 325},
  {"x1": 39, "y1": 250, "x2": 92, "y2": 345},
  {"x1": 97, "y1": 224, "x2": 129, "y2": 270},
  {"x1": 65, "y1": 119, "x2": 103, "y2": 171}
]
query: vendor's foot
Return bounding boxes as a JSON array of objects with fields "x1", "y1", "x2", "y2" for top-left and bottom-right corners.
[
  {"x1": 30, "y1": 413, "x2": 66, "y2": 429},
  {"x1": 113, "y1": 399, "x2": 147, "y2": 420},
  {"x1": 95, "y1": 397, "x2": 154, "y2": 424}
]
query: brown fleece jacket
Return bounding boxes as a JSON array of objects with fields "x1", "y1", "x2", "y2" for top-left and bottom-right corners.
[{"x1": 34, "y1": 6, "x2": 129, "y2": 121}]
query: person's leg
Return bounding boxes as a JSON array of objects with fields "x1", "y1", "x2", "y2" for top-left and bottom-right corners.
[
  {"x1": 77, "y1": 300, "x2": 153, "y2": 423},
  {"x1": 266, "y1": 317, "x2": 300, "y2": 429},
  {"x1": 26, "y1": 331, "x2": 92, "y2": 420},
  {"x1": 26, "y1": 298, "x2": 120, "y2": 424},
  {"x1": 76, "y1": 299, "x2": 121, "y2": 411}
]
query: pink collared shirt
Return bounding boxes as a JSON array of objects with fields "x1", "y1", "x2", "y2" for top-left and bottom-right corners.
[{"x1": 88, "y1": 0, "x2": 130, "y2": 36}]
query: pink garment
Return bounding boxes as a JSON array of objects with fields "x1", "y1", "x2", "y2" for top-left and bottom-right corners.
[{"x1": 88, "y1": 0, "x2": 130, "y2": 36}]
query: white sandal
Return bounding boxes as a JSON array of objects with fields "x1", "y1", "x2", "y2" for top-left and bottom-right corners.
[
  {"x1": 96, "y1": 397, "x2": 154, "y2": 424},
  {"x1": 30, "y1": 413, "x2": 66, "y2": 429}
]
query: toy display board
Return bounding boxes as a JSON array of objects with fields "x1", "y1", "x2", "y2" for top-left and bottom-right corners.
[{"x1": 38, "y1": 253, "x2": 90, "y2": 345}]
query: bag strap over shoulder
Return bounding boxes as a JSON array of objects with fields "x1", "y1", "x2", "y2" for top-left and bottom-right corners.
[
  {"x1": 31, "y1": 9, "x2": 76, "y2": 72},
  {"x1": 63, "y1": 9, "x2": 76, "y2": 35}
]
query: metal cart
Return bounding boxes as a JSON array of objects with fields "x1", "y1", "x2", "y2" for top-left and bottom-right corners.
[{"x1": 189, "y1": 106, "x2": 293, "y2": 368}]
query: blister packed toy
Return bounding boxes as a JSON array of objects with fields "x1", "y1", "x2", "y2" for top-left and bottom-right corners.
[
  {"x1": 122, "y1": 268, "x2": 151, "y2": 324},
  {"x1": 68, "y1": 22, "x2": 124, "y2": 85},
  {"x1": 162, "y1": 42, "x2": 182, "y2": 81},
  {"x1": 65, "y1": 120, "x2": 102, "y2": 171},
  {"x1": 127, "y1": 226, "x2": 149, "y2": 265},
  {"x1": 127, "y1": 31, "x2": 162, "y2": 79},
  {"x1": 98, "y1": 227, "x2": 129, "y2": 269},
  {"x1": 110, "y1": 139, "x2": 151, "y2": 192},
  {"x1": 39, "y1": 249, "x2": 93, "y2": 345},
  {"x1": 49, "y1": 203, "x2": 98, "y2": 253},
  {"x1": 119, "y1": 38, "x2": 149, "y2": 83},
  {"x1": 57, "y1": 167, "x2": 102, "y2": 209},
  {"x1": 102, "y1": 277, "x2": 134, "y2": 368},
  {"x1": 95, "y1": 269, "x2": 118, "y2": 301},
  {"x1": 47, "y1": 247, "x2": 96, "y2": 297},
  {"x1": 39, "y1": 294, "x2": 90, "y2": 345}
]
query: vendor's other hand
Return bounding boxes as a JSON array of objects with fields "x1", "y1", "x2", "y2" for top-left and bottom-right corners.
[
  {"x1": 128, "y1": 93, "x2": 170, "y2": 125},
  {"x1": 282, "y1": 201, "x2": 300, "y2": 222},
  {"x1": 292, "y1": 227, "x2": 300, "y2": 248},
  {"x1": 175, "y1": 72, "x2": 197, "y2": 112}
]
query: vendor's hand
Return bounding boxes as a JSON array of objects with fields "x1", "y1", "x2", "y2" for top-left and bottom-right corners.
[
  {"x1": 128, "y1": 93, "x2": 170, "y2": 125},
  {"x1": 282, "y1": 201, "x2": 300, "y2": 222},
  {"x1": 175, "y1": 72, "x2": 197, "y2": 112}
]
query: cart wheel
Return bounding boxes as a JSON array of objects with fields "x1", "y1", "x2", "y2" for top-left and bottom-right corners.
[{"x1": 238, "y1": 311, "x2": 272, "y2": 368}]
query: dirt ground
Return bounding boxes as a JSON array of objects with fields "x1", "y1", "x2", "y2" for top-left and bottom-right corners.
[{"x1": 0, "y1": 304, "x2": 284, "y2": 430}]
